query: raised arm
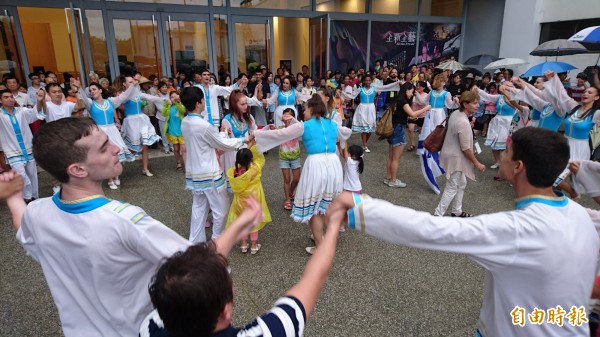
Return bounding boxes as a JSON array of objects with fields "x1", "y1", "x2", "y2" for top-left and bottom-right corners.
[
  {"x1": 295, "y1": 90, "x2": 313, "y2": 103},
  {"x1": 254, "y1": 121, "x2": 304, "y2": 153},
  {"x1": 111, "y1": 83, "x2": 140, "y2": 107},
  {"x1": 22, "y1": 90, "x2": 47, "y2": 123},
  {"x1": 512, "y1": 86, "x2": 550, "y2": 112},
  {"x1": 213, "y1": 84, "x2": 235, "y2": 98},
  {"x1": 286, "y1": 204, "x2": 340, "y2": 319},
  {"x1": 247, "y1": 95, "x2": 263, "y2": 107},
  {"x1": 543, "y1": 72, "x2": 579, "y2": 116},
  {"x1": 374, "y1": 80, "x2": 400, "y2": 92},
  {"x1": 444, "y1": 91, "x2": 459, "y2": 109},
  {"x1": 205, "y1": 124, "x2": 247, "y2": 151},
  {"x1": 476, "y1": 88, "x2": 500, "y2": 104},
  {"x1": 140, "y1": 93, "x2": 168, "y2": 111},
  {"x1": 341, "y1": 86, "x2": 360, "y2": 100}
]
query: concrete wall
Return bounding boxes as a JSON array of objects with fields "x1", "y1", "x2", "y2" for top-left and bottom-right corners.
[
  {"x1": 499, "y1": 0, "x2": 600, "y2": 78},
  {"x1": 462, "y1": 0, "x2": 505, "y2": 62}
]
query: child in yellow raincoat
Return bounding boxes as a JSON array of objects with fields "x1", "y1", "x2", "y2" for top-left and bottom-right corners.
[{"x1": 226, "y1": 145, "x2": 272, "y2": 254}]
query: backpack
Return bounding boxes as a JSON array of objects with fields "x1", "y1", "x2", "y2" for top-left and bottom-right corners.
[{"x1": 376, "y1": 103, "x2": 395, "y2": 138}]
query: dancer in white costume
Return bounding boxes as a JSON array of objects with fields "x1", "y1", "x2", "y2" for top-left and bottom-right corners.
[
  {"x1": 180, "y1": 87, "x2": 251, "y2": 243},
  {"x1": 413, "y1": 74, "x2": 458, "y2": 194},
  {"x1": 342, "y1": 76, "x2": 400, "y2": 153},
  {"x1": 77, "y1": 79, "x2": 138, "y2": 189},
  {"x1": 264, "y1": 76, "x2": 312, "y2": 129},
  {"x1": 254, "y1": 94, "x2": 351, "y2": 254},
  {"x1": 194, "y1": 69, "x2": 246, "y2": 128},
  {"x1": 327, "y1": 127, "x2": 599, "y2": 337},
  {"x1": 0, "y1": 88, "x2": 45, "y2": 201}
]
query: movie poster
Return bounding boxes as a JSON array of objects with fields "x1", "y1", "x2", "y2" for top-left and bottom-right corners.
[
  {"x1": 329, "y1": 20, "x2": 368, "y2": 74},
  {"x1": 412, "y1": 23, "x2": 461, "y2": 67},
  {"x1": 370, "y1": 21, "x2": 418, "y2": 72}
]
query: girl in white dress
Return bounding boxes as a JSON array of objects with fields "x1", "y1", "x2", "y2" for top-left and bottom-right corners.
[
  {"x1": 342, "y1": 76, "x2": 400, "y2": 153},
  {"x1": 254, "y1": 94, "x2": 352, "y2": 254},
  {"x1": 263, "y1": 76, "x2": 314, "y2": 129}
]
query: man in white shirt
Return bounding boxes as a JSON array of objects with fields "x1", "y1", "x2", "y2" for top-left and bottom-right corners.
[
  {"x1": 6, "y1": 74, "x2": 34, "y2": 108},
  {"x1": 180, "y1": 86, "x2": 251, "y2": 243},
  {"x1": 328, "y1": 127, "x2": 599, "y2": 337},
  {"x1": 26, "y1": 73, "x2": 43, "y2": 103},
  {"x1": 194, "y1": 69, "x2": 247, "y2": 127},
  {"x1": 2, "y1": 117, "x2": 262, "y2": 337}
]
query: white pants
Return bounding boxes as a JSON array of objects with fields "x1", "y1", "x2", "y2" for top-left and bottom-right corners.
[
  {"x1": 190, "y1": 187, "x2": 230, "y2": 243},
  {"x1": 157, "y1": 119, "x2": 170, "y2": 149},
  {"x1": 12, "y1": 160, "x2": 38, "y2": 200},
  {"x1": 434, "y1": 171, "x2": 467, "y2": 216}
]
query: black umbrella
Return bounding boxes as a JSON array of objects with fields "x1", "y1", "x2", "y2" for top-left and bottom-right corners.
[
  {"x1": 530, "y1": 39, "x2": 588, "y2": 57},
  {"x1": 463, "y1": 54, "x2": 501, "y2": 71}
]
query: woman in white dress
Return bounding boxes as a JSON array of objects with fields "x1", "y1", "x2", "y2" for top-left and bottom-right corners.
[
  {"x1": 254, "y1": 94, "x2": 352, "y2": 254},
  {"x1": 342, "y1": 76, "x2": 400, "y2": 153},
  {"x1": 263, "y1": 76, "x2": 314, "y2": 129},
  {"x1": 76, "y1": 79, "x2": 138, "y2": 189}
]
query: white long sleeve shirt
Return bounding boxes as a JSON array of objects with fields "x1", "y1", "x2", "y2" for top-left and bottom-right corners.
[{"x1": 347, "y1": 193, "x2": 599, "y2": 337}]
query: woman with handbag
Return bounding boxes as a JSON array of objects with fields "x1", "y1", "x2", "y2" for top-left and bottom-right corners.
[
  {"x1": 434, "y1": 91, "x2": 486, "y2": 217},
  {"x1": 384, "y1": 82, "x2": 431, "y2": 188}
]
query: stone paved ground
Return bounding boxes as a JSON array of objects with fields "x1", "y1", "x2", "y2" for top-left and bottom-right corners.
[{"x1": 1, "y1": 133, "x2": 597, "y2": 336}]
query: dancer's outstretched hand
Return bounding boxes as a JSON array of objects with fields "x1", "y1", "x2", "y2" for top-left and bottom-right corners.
[{"x1": 0, "y1": 171, "x2": 23, "y2": 200}]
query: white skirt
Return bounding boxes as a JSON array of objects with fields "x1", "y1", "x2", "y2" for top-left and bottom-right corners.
[
  {"x1": 121, "y1": 114, "x2": 160, "y2": 153},
  {"x1": 99, "y1": 124, "x2": 135, "y2": 162},
  {"x1": 291, "y1": 153, "x2": 343, "y2": 223},
  {"x1": 417, "y1": 108, "x2": 446, "y2": 155},
  {"x1": 485, "y1": 115, "x2": 512, "y2": 150},
  {"x1": 352, "y1": 103, "x2": 376, "y2": 133},
  {"x1": 274, "y1": 104, "x2": 298, "y2": 129},
  {"x1": 567, "y1": 137, "x2": 591, "y2": 161}
]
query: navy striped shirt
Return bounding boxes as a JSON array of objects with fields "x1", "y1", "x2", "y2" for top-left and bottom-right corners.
[{"x1": 140, "y1": 296, "x2": 306, "y2": 337}]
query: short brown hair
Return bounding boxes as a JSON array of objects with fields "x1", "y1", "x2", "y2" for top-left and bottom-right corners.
[
  {"x1": 459, "y1": 91, "x2": 480, "y2": 110},
  {"x1": 33, "y1": 118, "x2": 98, "y2": 183}
]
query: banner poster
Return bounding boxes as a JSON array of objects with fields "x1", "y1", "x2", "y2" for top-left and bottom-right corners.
[
  {"x1": 329, "y1": 20, "x2": 368, "y2": 74},
  {"x1": 412, "y1": 23, "x2": 461, "y2": 67},
  {"x1": 370, "y1": 21, "x2": 418, "y2": 72}
]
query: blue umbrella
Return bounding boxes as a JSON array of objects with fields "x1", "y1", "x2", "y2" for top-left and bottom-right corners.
[
  {"x1": 569, "y1": 26, "x2": 600, "y2": 44},
  {"x1": 522, "y1": 61, "x2": 576, "y2": 77}
]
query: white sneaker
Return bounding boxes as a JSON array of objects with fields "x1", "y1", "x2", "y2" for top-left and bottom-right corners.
[
  {"x1": 363, "y1": 147, "x2": 371, "y2": 153},
  {"x1": 490, "y1": 163, "x2": 499, "y2": 169},
  {"x1": 108, "y1": 181, "x2": 118, "y2": 190},
  {"x1": 52, "y1": 186, "x2": 60, "y2": 194},
  {"x1": 388, "y1": 179, "x2": 407, "y2": 188},
  {"x1": 383, "y1": 178, "x2": 390, "y2": 185},
  {"x1": 114, "y1": 177, "x2": 121, "y2": 186},
  {"x1": 305, "y1": 246, "x2": 316, "y2": 255}
]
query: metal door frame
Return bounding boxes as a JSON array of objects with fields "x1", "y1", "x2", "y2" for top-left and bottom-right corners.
[{"x1": 309, "y1": 13, "x2": 330, "y2": 79}]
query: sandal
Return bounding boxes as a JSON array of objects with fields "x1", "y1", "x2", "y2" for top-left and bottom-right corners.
[
  {"x1": 451, "y1": 212, "x2": 473, "y2": 218},
  {"x1": 250, "y1": 244, "x2": 261, "y2": 255},
  {"x1": 240, "y1": 243, "x2": 250, "y2": 253},
  {"x1": 284, "y1": 201, "x2": 292, "y2": 210},
  {"x1": 176, "y1": 163, "x2": 183, "y2": 170},
  {"x1": 407, "y1": 145, "x2": 416, "y2": 152}
]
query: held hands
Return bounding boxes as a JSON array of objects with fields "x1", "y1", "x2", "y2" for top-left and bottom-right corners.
[
  {"x1": 568, "y1": 161, "x2": 581, "y2": 175},
  {"x1": 0, "y1": 171, "x2": 24, "y2": 200}
]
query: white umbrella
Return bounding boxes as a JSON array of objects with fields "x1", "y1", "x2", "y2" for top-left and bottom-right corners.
[
  {"x1": 484, "y1": 58, "x2": 528, "y2": 70},
  {"x1": 435, "y1": 60, "x2": 467, "y2": 71}
]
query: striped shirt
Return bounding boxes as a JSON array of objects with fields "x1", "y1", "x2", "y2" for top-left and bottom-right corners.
[{"x1": 140, "y1": 296, "x2": 306, "y2": 337}]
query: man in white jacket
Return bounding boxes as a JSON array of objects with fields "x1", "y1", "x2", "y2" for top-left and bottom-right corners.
[{"x1": 328, "y1": 127, "x2": 599, "y2": 337}]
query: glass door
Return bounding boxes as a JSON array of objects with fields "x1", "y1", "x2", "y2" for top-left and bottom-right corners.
[
  {"x1": 231, "y1": 16, "x2": 273, "y2": 77},
  {"x1": 17, "y1": 6, "x2": 88, "y2": 84},
  {"x1": 107, "y1": 11, "x2": 163, "y2": 78},
  {"x1": 162, "y1": 13, "x2": 212, "y2": 77},
  {"x1": 309, "y1": 14, "x2": 329, "y2": 80},
  {"x1": 0, "y1": 7, "x2": 26, "y2": 84}
]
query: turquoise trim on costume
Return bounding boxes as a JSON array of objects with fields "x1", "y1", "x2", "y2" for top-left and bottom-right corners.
[
  {"x1": 198, "y1": 85, "x2": 212, "y2": 125},
  {"x1": 52, "y1": 193, "x2": 111, "y2": 214},
  {"x1": 185, "y1": 173, "x2": 227, "y2": 191},
  {"x1": 515, "y1": 193, "x2": 568, "y2": 210},
  {"x1": 347, "y1": 193, "x2": 363, "y2": 230},
  {"x1": 123, "y1": 97, "x2": 142, "y2": 117},
  {"x1": 2, "y1": 107, "x2": 29, "y2": 162}
]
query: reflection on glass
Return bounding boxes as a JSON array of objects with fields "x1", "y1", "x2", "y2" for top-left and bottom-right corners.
[
  {"x1": 107, "y1": 0, "x2": 209, "y2": 4},
  {"x1": 0, "y1": 14, "x2": 25, "y2": 83},
  {"x1": 316, "y1": 0, "x2": 366, "y2": 13},
  {"x1": 420, "y1": 0, "x2": 464, "y2": 17},
  {"x1": 18, "y1": 7, "x2": 84, "y2": 82},
  {"x1": 310, "y1": 19, "x2": 327, "y2": 79},
  {"x1": 166, "y1": 20, "x2": 208, "y2": 76},
  {"x1": 211, "y1": 0, "x2": 225, "y2": 6},
  {"x1": 85, "y1": 10, "x2": 111, "y2": 81},
  {"x1": 112, "y1": 19, "x2": 161, "y2": 78},
  {"x1": 214, "y1": 14, "x2": 229, "y2": 77},
  {"x1": 371, "y1": 0, "x2": 418, "y2": 15},
  {"x1": 230, "y1": 0, "x2": 310, "y2": 10},
  {"x1": 235, "y1": 23, "x2": 268, "y2": 74}
]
